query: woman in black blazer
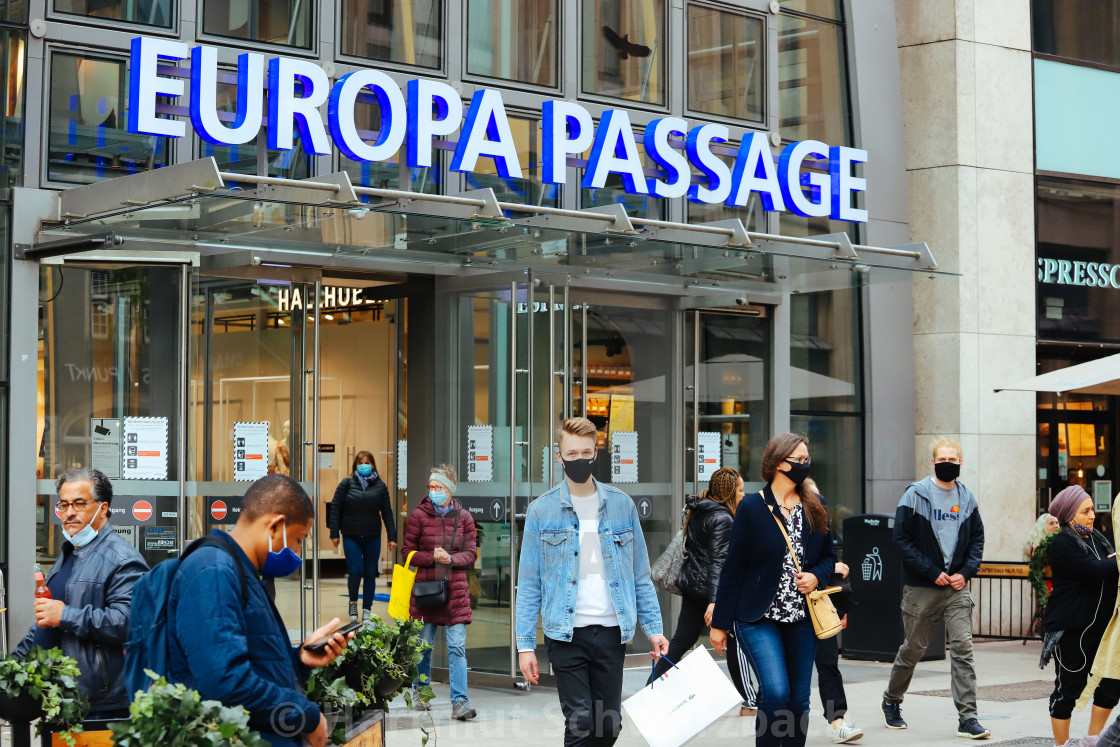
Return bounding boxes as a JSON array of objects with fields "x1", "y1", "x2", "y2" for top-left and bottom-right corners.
[{"x1": 710, "y1": 433, "x2": 836, "y2": 747}]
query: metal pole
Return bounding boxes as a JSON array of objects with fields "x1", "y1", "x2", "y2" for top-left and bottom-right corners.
[
  {"x1": 527, "y1": 277, "x2": 535, "y2": 496},
  {"x1": 177, "y1": 264, "x2": 189, "y2": 552},
  {"x1": 563, "y1": 286, "x2": 571, "y2": 420},
  {"x1": 580, "y1": 304, "x2": 588, "y2": 419},
  {"x1": 508, "y1": 281, "x2": 519, "y2": 680},
  {"x1": 312, "y1": 280, "x2": 322, "y2": 630},
  {"x1": 692, "y1": 312, "x2": 701, "y2": 495},
  {"x1": 548, "y1": 285, "x2": 556, "y2": 487}
]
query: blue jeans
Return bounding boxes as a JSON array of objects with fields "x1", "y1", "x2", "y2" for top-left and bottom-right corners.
[
  {"x1": 415, "y1": 622, "x2": 469, "y2": 705},
  {"x1": 342, "y1": 535, "x2": 380, "y2": 609},
  {"x1": 735, "y1": 618, "x2": 817, "y2": 747}
]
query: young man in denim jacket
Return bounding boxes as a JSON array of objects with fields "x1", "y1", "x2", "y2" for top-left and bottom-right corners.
[{"x1": 516, "y1": 417, "x2": 669, "y2": 746}]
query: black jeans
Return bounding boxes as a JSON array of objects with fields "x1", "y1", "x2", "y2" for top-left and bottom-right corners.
[
  {"x1": 546, "y1": 625, "x2": 627, "y2": 746},
  {"x1": 650, "y1": 595, "x2": 755, "y2": 706},
  {"x1": 815, "y1": 634, "x2": 846, "y2": 723},
  {"x1": 1050, "y1": 624, "x2": 1120, "y2": 720}
]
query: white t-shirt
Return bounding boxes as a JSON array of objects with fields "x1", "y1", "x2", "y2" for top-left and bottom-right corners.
[{"x1": 571, "y1": 492, "x2": 619, "y2": 628}]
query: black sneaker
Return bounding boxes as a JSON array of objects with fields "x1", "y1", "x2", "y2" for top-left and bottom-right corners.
[
  {"x1": 956, "y1": 718, "x2": 990, "y2": 739},
  {"x1": 882, "y1": 699, "x2": 907, "y2": 729}
]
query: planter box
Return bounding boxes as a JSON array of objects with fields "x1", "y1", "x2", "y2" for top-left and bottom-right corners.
[{"x1": 340, "y1": 709, "x2": 384, "y2": 747}]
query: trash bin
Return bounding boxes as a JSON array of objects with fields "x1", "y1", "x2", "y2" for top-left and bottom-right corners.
[{"x1": 842, "y1": 513, "x2": 945, "y2": 662}]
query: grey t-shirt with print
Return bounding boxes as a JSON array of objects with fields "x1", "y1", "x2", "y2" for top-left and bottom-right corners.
[{"x1": 929, "y1": 482, "x2": 962, "y2": 568}]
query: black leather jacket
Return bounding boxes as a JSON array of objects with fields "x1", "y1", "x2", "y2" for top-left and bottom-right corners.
[
  {"x1": 677, "y1": 497, "x2": 734, "y2": 603},
  {"x1": 16, "y1": 523, "x2": 148, "y2": 713},
  {"x1": 327, "y1": 474, "x2": 397, "y2": 541}
]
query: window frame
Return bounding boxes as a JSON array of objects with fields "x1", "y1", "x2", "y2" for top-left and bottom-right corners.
[
  {"x1": 46, "y1": 0, "x2": 180, "y2": 35},
  {"x1": 334, "y1": 0, "x2": 446, "y2": 75},
  {"x1": 197, "y1": 0, "x2": 318, "y2": 56},
  {"x1": 461, "y1": 0, "x2": 563, "y2": 95},
  {"x1": 683, "y1": 0, "x2": 767, "y2": 128},
  {"x1": 577, "y1": 0, "x2": 671, "y2": 114}
]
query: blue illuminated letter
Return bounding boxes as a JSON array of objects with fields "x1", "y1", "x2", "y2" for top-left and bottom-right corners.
[
  {"x1": 643, "y1": 118, "x2": 690, "y2": 199},
  {"x1": 128, "y1": 36, "x2": 187, "y2": 138},
  {"x1": 328, "y1": 70, "x2": 406, "y2": 163},
  {"x1": 829, "y1": 146, "x2": 869, "y2": 222},
  {"x1": 451, "y1": 89, "x2": 523, "y2": 179},
  {"x1": 406, "y1": 79, "x2": 463, "y2": 169},
  {"x1": 542, "y1": 101, "x2": 593, "y2": 185},
  {"x1": 581, "y1": 110, "x2": 647, "y2": 194},
  {"x1": 190, "y1": 46, "x2": 263, "y2": 146},
  {"x1": 267, "y1": 57, "x2": 331, "y2": 154},
  {"x1": 727, "y1": 132, "x2": 785, "y2": 211},
  {"x1": 686, "y1": 124, "x2": 731, "y2": 204},
  {"x1": 778, "y1": 141, "x2": 830, "y2": 218}
]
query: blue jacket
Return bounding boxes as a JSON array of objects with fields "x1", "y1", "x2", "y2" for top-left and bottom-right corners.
[
  {"x1": 168, "y1": 530, "x2": 319, "y2": 746},
  {"x1": 15, "y1": 523, "x2": 148, "y2": 713},
  {"x1": 515, "y1": 479, "x2": 664, "y2": 649},
  {"x1": 893, "y1": 477, "x2": 984, "y2": 587},
  {"x1": 712, "y1": 486, "x2": 837, "y2": 631}
]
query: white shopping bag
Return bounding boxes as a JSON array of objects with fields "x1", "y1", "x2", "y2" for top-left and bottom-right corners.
[{"x1": 621, "y1": 647, "x2": 742, "y2": 747}]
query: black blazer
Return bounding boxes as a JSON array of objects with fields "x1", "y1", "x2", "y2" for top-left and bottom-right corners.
[{"x1": 711, "y1": 485, "x2": 837, "y2": 631}]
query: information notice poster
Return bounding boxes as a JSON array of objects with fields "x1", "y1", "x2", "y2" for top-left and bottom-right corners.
[
  {"x1": 233, "y1": 422, "x2": 269, "y2": 482},
  {"x1": 122, "y1": 417, "x2": 169, "y2": 480},
  {"x1": 90, "y1": 418, "x2": 122, "y2": 479},
  {"x1": 397, "y1": 440, "x2": 407, "y2": 490},
  {"x1": 467, "y1": 425, "x2": 494, "y2": 482},
  {"x1": 611, "y1": 431, "x2": 639, "y2": 483},
  {"x1": 697, "y1": 432, "x2": 722, "y2": 482}
]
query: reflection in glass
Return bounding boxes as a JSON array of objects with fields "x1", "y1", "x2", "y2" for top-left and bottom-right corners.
[
  {"x1": 791, "y1": 414, "x2": 860, "y2": 544},
  {"x1": 779, "y1": 13, "x2": 850, "y2": 145},
  {"x1": 790, "y1": 286, "x2": 862, "y2": 413},
  {"x1": 0, "y1": 30, "x2": 25, "y2": 191},
  {"x1": 580, "y1": 136, "x2": 665, "y2": 219},
  {"x1": 1034, "y1": 0, "x2": 1120, "y2": 68},
  {"x1": 0, "y1": 0, "x2": 24, "y2": 23},
  {"x1": 687, "y1": 4, "x2": 763, "y2": 121},
  {"x1": 467, "y1": 0, "x2": 556, "y2": 86},
  {"x1": 198, "y1": 74, "x2": 259, "y2": 178},
  {"x1": 55, "y1": 0, "x2": 173, "y2": 27},
  {"x1": 583, "y1": 0, "x2": 665, "y2": 104},
  {"x1": 686, "y1": 145, "x2": 761, "y2": 228},
  {"x1": 780, "y1": 0, "x2": 841, "y2": 20},
  {"x1": 341, "y1": 92, "x2": 441, "y2": 200},
  {"x1": 203, "y1": 0, "x2": 311, "y2": 48},
  {"x1": 48, "y1": 53, "x2": 171, "y2": 185},
  {"x1": 464, "y1": 117, "x2": 556, "y2": 208},
  {"x1": 339, "y1": 0, "x2": 440, "y2": 69},
  {"x1": 778, "y1": 157, "x2": 854, "y2": 237}
]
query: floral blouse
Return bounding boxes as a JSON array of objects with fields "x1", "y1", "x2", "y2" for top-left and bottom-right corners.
[{"x1": 766, "y1": 504, "x2": 807, "y2": 623}]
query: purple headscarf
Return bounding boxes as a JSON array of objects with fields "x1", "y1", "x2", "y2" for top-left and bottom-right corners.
[{"x1": 1050, "y1": 485, "x2": 1091, "y2": 526}]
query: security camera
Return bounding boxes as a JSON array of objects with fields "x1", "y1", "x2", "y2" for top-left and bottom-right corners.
[{"x1": 735, "y1": 296, "x2": 749, "y2": 305}]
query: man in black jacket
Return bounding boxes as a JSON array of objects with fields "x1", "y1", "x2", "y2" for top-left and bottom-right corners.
[{"x1": 881, "y1": 438, "x2": 990, "y2": 740}]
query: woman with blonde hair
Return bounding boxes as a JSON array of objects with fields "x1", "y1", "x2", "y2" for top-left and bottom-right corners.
[{"x1": 1025, "y1": 513, "x2": 1060, "y2": 561}]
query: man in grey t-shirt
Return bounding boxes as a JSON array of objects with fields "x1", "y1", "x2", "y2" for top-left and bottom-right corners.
[{"x1": 881, "y1": 438, "x2": 988, "y2": 740}]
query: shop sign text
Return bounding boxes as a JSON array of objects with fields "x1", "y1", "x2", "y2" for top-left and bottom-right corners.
[{"x1": 1038, "y1": 257, "x2": 1120, "y2": 289}]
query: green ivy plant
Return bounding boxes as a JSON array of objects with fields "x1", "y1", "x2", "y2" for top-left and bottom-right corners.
[
  {"x1": 304, "y1": 674, "x2": 367, "y2": 745},
  {"x1": 0, "y1": 647, "x2": 88, "y2": 746},
  {"x1": 1029, "y1": 532, "x2": 1056, "y2": 609},
  {"x1": 109, "y1": 671, "x2": 269, "y2": 747}
]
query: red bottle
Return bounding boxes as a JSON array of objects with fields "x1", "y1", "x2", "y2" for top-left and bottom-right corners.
[{"x1": 33, "y1": 563, "x2": 51, "y2": 600}]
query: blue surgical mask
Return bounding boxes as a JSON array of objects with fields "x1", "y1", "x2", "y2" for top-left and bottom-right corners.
[
  {"x1": 62, "y1": 503, "x2": 104, "y2": 548},
  {"x1": 261, "y1": 522, "x2": 303, "y2": 578},
  {"x1": 429, "y1": 490, "x2": 449, "y2": 506},
  {"x1": 356, "y1": 464, "x2": 373, "y2": 478}
]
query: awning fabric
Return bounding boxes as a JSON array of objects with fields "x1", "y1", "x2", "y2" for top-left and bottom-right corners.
[{"x1": 996, "y1": 352, "x2": 1120, "y2": 395}]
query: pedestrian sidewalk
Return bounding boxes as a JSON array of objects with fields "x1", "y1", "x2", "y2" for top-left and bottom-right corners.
[{"x1": 385, "y1": 640, "x2": 1067, "y2": 746}]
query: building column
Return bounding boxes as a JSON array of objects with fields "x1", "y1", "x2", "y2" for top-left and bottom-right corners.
[{"x1": 896, "y1": 0, "x2": 1037, "y2": 560}]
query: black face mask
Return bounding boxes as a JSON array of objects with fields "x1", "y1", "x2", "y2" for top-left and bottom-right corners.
[
  {"x1": 934, "y1": 461, "x2": 961, "y2": 482},
  {"x1": 562, "y1": 455, "x2": 596, "y2": 484},
  {"x1": 782, "y1": 459, "x2": 811, "y2": 487}
]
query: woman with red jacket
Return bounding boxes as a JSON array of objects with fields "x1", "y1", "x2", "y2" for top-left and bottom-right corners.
[{"x1": 401, "y1": 464, "x2": 478, "y2": 721}]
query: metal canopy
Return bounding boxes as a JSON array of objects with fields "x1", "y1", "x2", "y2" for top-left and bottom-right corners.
[
  {"x1": 23, "y1": 157, "x2": 948, "y2": 295},
  {"x1": 996, "y1": 353, "x2": 1120, "y2": 395}
]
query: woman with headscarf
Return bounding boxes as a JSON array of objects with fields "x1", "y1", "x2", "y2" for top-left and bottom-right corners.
[
  {"x1": 1026, "y1": 513, "x2": 1061, "y2": 561},
  {"x1": 1043, "y1": 485, "x2": 1120, "y2": 747}
]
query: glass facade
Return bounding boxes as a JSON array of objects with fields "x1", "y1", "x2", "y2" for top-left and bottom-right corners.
[
  {"x1": 779, "y1": 11, "x2": 851, "y2": 145},
  {"x1": 466, "y1": 0, "x2": 557, "y2": 87},
  {"x1": 580, "y1": 134, "x2": 665, "y2": 219},
  {"x1": 202, "y1": 0, "x2": 311, "y2": 48},
  {"x1": 339, "y1": 0, "x2": 441, "y2": 68},
  {"x1": 686, "y1": 3, "x2": 764, "y2": 122},
  {"x1": 0, "y1": 28, "x2": 23, "y2": 191},
  {"x1": 1034, "y1": 0, "x2": 1120, "y2": 69},
  {"x1": 464, "y1": 116, "x2": 557, "y2": 208},
  {"x1": 55, "y1": 0, "x2": 173, "y2": 28},
  {"x1": 583, "y1": 0, "x2": 665, "y2": 105}
]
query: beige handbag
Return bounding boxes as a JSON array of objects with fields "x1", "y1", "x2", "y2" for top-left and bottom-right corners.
[{"x1": 771, "y1": 513, "x2": 843, "y2": 640}]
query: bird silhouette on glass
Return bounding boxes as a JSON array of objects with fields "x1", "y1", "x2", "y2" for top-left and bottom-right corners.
[{"x1": 601, "y1": 25, "x2": 652, "y2": 60}]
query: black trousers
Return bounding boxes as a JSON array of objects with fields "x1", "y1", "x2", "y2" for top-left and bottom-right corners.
[
  {"x1": 1051, "y1": 624, "x2": 1120, "y2": 720},
  {"x1": 546, "y1": 625, "x2": 627, "y2": 746},
  {"x1": 650, "y1": 594, "x2": 755, "y2": 706},
  {"x1": 815, "y1": 634, "x2": 847, "y2": 723}
]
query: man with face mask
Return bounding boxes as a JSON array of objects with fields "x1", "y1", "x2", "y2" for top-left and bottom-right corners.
[
  {"x1": 168, "y1": 474, "x2": 352, "y2": 747},
  {"x1": 15, "y1": 468, "x2": 148, "y2": 718},
  {"x1": 516, "y1": 417, "x2": 669, "y2": 746},
  {"x1": 882, "y1": 438, "x2": 988, "y2": 740}
]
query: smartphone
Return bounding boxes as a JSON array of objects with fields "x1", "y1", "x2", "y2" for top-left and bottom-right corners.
[{"x1": 302, "y1": 620, "x2": 362, "y2": 652}]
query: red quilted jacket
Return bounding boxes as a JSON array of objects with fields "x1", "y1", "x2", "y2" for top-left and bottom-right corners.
[{"x1": 401, "y1": 497, "x2": 477, "y2": 626}]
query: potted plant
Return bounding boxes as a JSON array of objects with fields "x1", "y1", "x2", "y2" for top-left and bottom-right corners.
[
  {"x1": 109, "y1": 671, "x2": 269, "y2": 747},
  {"x1": 307, "y1": 617, "x2": 435, "y2": 744},
  {"x1": 0, "y1": 647, "x2": 89, "y2": 746}
]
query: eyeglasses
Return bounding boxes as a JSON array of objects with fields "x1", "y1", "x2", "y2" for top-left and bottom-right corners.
[
  {"x1": 785, "y1": 457, "x2": 811, "y2": 466},
  {"x1": 54, "y1": 500, "x2": 97, "y2": 513},
  {"x1": 426, "y1": 484, "x2": 446, "y2": 492}
]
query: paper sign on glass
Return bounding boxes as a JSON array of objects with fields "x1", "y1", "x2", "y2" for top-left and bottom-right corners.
[
  {"x1": 122, "y1": 417, "x2": 169, "y2": 480},
  {"x1": 611, "y1": 431, "x2": 639, "y2": 484},
  {"x1": 91, "y1": 418, "x2": 122, "y2": 479},
  {"x1": 697, "y1": 432, "x2": 722, "y2": 482},
  {"x1": 233, "y1": 422, "x2": 269, "y2": 482},
  {"x1": 467, "y1": 425, "x2": 494, "y2": 482}
]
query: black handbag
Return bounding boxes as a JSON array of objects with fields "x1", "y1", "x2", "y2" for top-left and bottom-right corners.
[{"x1": 413, "y1": 509, "x2": 460, "y2": 609}]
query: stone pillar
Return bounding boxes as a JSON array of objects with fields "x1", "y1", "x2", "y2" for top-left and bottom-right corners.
[{"x1": 896, "y1": 0, "x2": 1037, "y2": 561}]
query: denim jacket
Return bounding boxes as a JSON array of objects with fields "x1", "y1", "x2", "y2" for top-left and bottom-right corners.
[{"x1": 515, "y1": 479, "x2": 663, "y2": 650}]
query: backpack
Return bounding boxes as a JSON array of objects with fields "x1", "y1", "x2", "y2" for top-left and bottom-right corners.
[{"x1": 123, "y1": 535, "x2": 249, "y2": 699}]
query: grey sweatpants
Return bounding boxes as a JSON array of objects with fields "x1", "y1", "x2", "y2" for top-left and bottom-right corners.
[
  {"x1": 882, "y1": 584, "x2": 979, "y2": 720},
  {"x1": 1100, "y1": 713, "x2": 1120, "y2": 747}
]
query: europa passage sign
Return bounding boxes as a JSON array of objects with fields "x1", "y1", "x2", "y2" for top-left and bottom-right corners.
[{"x1": 128, "y1": 36, "x2": 868, "y2": 223}]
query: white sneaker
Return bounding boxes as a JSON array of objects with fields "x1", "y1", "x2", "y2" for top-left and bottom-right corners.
[
  {"x1": 831, "y1": 721, "x2": 864, "y2": 744},
  {"x1": 1083, "y1": 735, "x2": 1100, "y2": 747}
]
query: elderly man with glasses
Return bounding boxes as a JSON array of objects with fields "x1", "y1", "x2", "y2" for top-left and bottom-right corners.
[{"x1": 15, "y1": 468, "x2": 148, "y2": 719}]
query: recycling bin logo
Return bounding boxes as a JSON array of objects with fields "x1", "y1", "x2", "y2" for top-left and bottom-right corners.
[{"x1": 862, "y1": 547, "x2": 883, "y2": 582}]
